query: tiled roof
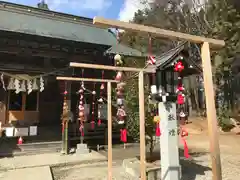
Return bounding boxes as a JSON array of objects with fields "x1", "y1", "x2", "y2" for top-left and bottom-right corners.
[{"x1": 0, "y1": 1, "x2": 143, "y2": 57}]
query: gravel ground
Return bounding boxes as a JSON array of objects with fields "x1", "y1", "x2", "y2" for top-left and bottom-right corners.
[
  {"x1": 51, "y1": 134, "x2": 240, "y2": 180},
  {"x1": 51, "y1": 162, "x2": 135, "y2": 180},
  {"x1": 51, "y1": 150, "x2": 240, "y2": 180},
  {"x1": 181, "y1": 153, "x2": 240, "y2": 180}
]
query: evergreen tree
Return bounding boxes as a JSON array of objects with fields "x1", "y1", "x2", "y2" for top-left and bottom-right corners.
[
  {"x1": 121, "y1": 0, "x2": 240, "y2": 139},
  {"x1": 37, "y1": 0, "x2": 49, "y2": 10}
]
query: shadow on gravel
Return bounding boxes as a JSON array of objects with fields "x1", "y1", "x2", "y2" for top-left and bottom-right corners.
[
  {"x1": 140, "y1": 149, "x2": 211, "y2": 180},
  {"x1": 180, "y1": 158, "x2": 211, "y2": 180},
  {"x1": 142, "y1": 149, "x2": 208, "y2": 162},
  {"x1": 0, "y1": 136, "x2": 21, "y2": 158}
]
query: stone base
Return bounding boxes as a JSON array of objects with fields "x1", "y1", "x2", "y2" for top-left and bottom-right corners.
[
  {"x1": 122, "y1": 158, "x2": 140, "y2": 178},
  {"x1": 122, "y1": 158, "x2": 181, "y2": 180},
  {"x1": 122, "y1": 158, "x2": 161, "y2": 179},
  {"x1": 75, "y1": 144, "x2": 89, "y2": 154}
]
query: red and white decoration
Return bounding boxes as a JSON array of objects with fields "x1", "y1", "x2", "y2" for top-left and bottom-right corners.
[
  {"x1": 91, "y1": 84, "x2": 96, "y2": 130},
  {"x1": 114, "y1": 52, "x2": 127, "y2": 144},
  {"x1": 97, "y1": 71, "x2": 105, "y2": 126},
  {"x1": 174, "y1": 57, "x2": 190, "y2": 158},
  {"x1": 148, "y1": 55, "x2": 156, "y2": 65},
  {"x1": 78, "y1": 81, "x2": 85, "y2": 137}
]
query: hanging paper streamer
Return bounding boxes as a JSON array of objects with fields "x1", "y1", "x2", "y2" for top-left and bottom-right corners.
[
  {"x1": 40, "y1": 76, "x2": 44, "y2": 92},
  {"x1": 32, "y1": 78, "x2": 38, "y2": 90},
  {"x1": 14, "y1": 79, "x2": 20, "y2": 94},
  {"x1": 27, "y1": 79, "x2": 33, "y2": 94},
  {"x1": 7, "y1": 78, "x2": 15, "y2": 90},
  {"x1": 20, "y1": 80, "x2": 26, "y2": 92},
  {"x1": 1, "y1": 74, "x2": 6, "y2": 91}
]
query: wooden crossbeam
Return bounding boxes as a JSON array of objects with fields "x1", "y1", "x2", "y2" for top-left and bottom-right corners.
[
  {"x1": 70, "y1": 62, "x2": 154, "y2": 73},
  {"x1": 56, "y1": 76, "x2": 119, "y2": 83},
  {"x1": 93, "y1": 17, "x2": 225, "y2": 48}
]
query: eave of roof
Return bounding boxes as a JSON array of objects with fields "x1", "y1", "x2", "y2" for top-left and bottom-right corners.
[
  {"x1": 105, "y1": 44, "x2": 146, "y2": 57},
  {"x1": 146, "y1": 42, "x2": 202, "y2": 73}
]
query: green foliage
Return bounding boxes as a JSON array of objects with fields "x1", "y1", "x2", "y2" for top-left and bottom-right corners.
[
  {"x1": 121, "y1": 0, "x2": 240, "y2": 135},
  {"x1": 217, "y1": 104, "x2": 234, "y2": 131},
  {"x1": 37, "y1": 0, "x2": 49, "y2": 10}
]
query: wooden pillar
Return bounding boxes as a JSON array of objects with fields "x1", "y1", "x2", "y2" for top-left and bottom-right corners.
[
  {"x1": 139, "y1": 71, "x2": 146, "y2": 180},
  {"x1": 201, "y1": 42, "x2": 222, "y2": 180},
  {"x1": 107, "y1": 82, "x2": 112, "y2": 180}
]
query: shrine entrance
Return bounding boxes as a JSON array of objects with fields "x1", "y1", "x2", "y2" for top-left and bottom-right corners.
[{"x1": 7, "y1": 90, "x2": 39, "y2": 125}]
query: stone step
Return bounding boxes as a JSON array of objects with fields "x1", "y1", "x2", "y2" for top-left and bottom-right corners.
[{"x1": 18, "y1": 141, "x2": 62, "y2": 151}]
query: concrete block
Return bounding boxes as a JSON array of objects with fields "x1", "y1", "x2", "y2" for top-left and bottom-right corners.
[
  {"x1": 77, "y1": 144, "x2": 88, "y2": 149},
  {"x1": 122, "y1": 158, "x2": 140, "y2": 178},
  {"x1": 76, "y1": 144, "x2": 89, "y2": 154}
]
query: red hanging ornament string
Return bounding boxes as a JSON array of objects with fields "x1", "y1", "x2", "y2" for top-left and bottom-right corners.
[
  {"x1": 62, "y1": 81, "x2": 68, "y2": 135},
  {"x1": 120, "y1": 128, "x2": 127, "y2": 143},
  {"x1": 78, "y1": 69, "x2": 85, "y2": 137},
  {"x1": 148, "y1": 35, "x2": 156, "y2": 65},
  {"x1": 180, "y1": 126, "x2": 190, "y2": 158},
  {"x1": 155, "y1": 123, "x2": 161, "y2": 137},
  {"x1": 173, "y1": 57, "x2": 189, "y2": 158},
  {"x1": 91, "y1": 83, "x2": 96, "y2": 130},
  {"x1": 153, "y1": 108, "x2": 161, "y2": 137},
  {"x1": 98, "y1": 71, "x2": 105, "y2": 126}
]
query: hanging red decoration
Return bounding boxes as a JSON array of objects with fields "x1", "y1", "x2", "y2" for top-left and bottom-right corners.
[
  {"x1": 176, "y1": 84, "x2": 184, "y2": 92},
  {"x1": 177, "y1": 93, "x2": 185, "y2": 105},
  {"x1": 180, "y1": 126, "x2": 190, "y2": 158},
  {"x1": 78, "y1": 70, "x2": 86, "y2": 138},
  {"x1": 174, "y1": 61, "x2": 184, "y2": 72},
  {"x1": 148, "y1": 56, "x2": 156, "y2": 65},
  {"x1": 147, "y1": 35, "x2": 156, "y2": 65},
  {"x1": 98, "y1": 119, "x2": 101, "y2": 126},
  {"x1": 120, "y1": 128, "x2": 127, "y2": 143},
  {"x1": 155, "y1": 123, "x2": 161, "y2": 136},
  {"x1": 181, "y1": 137, "x2": 190, "y2": 158}
]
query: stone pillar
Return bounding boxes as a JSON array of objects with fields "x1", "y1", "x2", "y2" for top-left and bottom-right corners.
[{"x1": 159, "y1": 102, "x2": 180, "y2": 180}]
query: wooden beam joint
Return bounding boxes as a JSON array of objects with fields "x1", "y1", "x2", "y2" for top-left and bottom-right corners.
[{"x1": 93, "y1": 17, "x2": 225, "y2": 48}]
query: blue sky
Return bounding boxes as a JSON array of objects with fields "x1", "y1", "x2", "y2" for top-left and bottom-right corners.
[{"x1": 2, "y1": 0, "x2": 146, "y2": 21}]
